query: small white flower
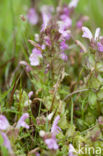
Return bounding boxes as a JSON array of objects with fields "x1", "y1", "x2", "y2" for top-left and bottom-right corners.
[
  {"x1": 47, "y1": 112, "x2": 54, "y2": 121},
  {"x1": 39, "y1": 130, "x2": 46, "y2": 137},
  {"x1": 35, "y1": 33, "x2": 39, "y2": 42},
  {"x1": 24, "y1": 100, "x2": 32, "y2": 107}
]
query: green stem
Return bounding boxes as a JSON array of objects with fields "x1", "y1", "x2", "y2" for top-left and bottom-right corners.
[{"x1": 71, "y1": 99, "x2": 74, "y2": 125}]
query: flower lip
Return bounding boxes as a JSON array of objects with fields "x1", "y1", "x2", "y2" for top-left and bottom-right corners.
[
  {"x1": 82, "y1": 26, "x2": 93, "y2": 41},
  {"x1": 27, "y1": 8, "x2": 38, "y2": 25},
  {"x1": 97, "y1": 42, "x2": 103, "y2": 52},
  {"x1": 29, "y1": 48, "x2": 43, "y2": 66},
  {"x1": 69, "y1": 144, "x2": 77, "y2": 156},
  {"x1": 51, "y1": 115, "x2": 61, "y2": 134},
  {"x1": 0, "y1": 115, "x2": 10, "y2": 130},
  {"x1": 16, "y1": 113, "x2": 29, "y2": 129},
  {"x1": 0, "y1": 132, "x2": 13, "y2": 154},
  {"x1": 68, "y1": 0, "x2": 79, "y2": 8},
  {"x1": 44, "y1": 136, "x2": 58, "y2": 150},
  {"x1": 40, "y1": 5, "x2": 54, "y2": 31},
  {"x1": 94, "y1": 27, "x2": 101, "y2": 41}
]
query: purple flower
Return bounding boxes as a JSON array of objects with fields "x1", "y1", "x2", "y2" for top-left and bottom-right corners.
[
  {"x1": 19, "y1": 61, "x2": 32, "y2": 72},
  {"x1": 40, "y1": 5, "x2": 54, "y2": 31},
  {"x1": 82, "y1": 27, "x2": 93, "y2": 41},
  {"x1": 76, "y1": 20, "x2": 83, "y2": 29},
  {"x1": 60, "y1": 15, "x2": 72, "y2": 28},
  {"x1": 51, "y1": 115, "x2": 61, "y2": 135},
  {"x1": 44, "y1": 36, "x2": 51, "y2": 46},
  {"x1": 27, "y1": 8, "x2": 38, "y2": 25},
  {"x1": 0, "y1": 132, "x2": 13, "y2": 154},
  {"x1": 77, "y1": 16, "x2": 89, "y2": 29},
  {"x1": 16, "y1": 113, "x2": 29, "y2": 129},
  {"x1": 45, "y1": 135, "x2": 58, "y2": 150},
  {"x1": 82, "y1": 27, "x2": 101, "y2": 42},
  {"x1": 97, "y1": 42, "x2": 103, "y2": 52},
  {"x1": 43, "y1": 115, "x2": 60, "y2": 150},
  {"x1": 29, "y1": 48, "x2": 42, "y2": 66},
  {"x1": 35, "y1": 152, "x2": 40, "y2": 156},
  {"x1": 41, "y1": 44, "x2": 46, "y2": 50},
  {"x1": 60, "y1": 40, "x2": 69, "y2": 50},
  {"x1": 60, "y1": 52, "x2": 68, "y2": 61},
  {"x1": 63, "y1": 7, "x2": 70, "y2": 16},
  {"x1": 68, "y1": 0, "x2": 79, "y2": 8},
  {"x1": 0, "y1": 115, "x2": 10, "y2": 130},
  {"x1": 68, "y1": 144, "x2": 77, "y2": 156},
  {"x1": 58, "y1": 21, "x2": 71, "y2": 40},
  {"x1": 28, "y1": 91, "x2": 34, "y2": 99}
]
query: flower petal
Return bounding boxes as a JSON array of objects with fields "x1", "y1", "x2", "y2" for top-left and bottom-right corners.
[
  {"x1": 51, "y1": 115, "x2": 61, "y2": 134},
  {"x1": 0, "y1": 132, "x2": 13, "y2": 154},
  {"x1": 60, "y1": 52, "x2": 68, "y2": 61},
  {"x1": 45, "y1": 137, "x2": 58, "y2": 150},
  {"x1": 94, "y1": 27, "x2": 100, "y2": 41},
  {"x1": 68, "y1": 0, "x2": 79, "y2": 8},
  {"x1": 29, "y1": 48, "x2": 42, "y2": 66},
  {"x1": 0, "y1": 115, "x2": 10, "y2": 130},
  {"x1": 82, "y1": 26, "x2": 93, "y2": 41},
  {"x1": 27, "y1": 8, "x2": 38, "y2": 25},
  {"x1": 16, "y1": 113, "x2": 29, "y2": 129},
  {"x1": 68, "y1": 144, "x2": 77, "y2": 156},
  {"x1": 40, "y1": 5, "x2": 54, "y2": 31},
  {"x1": 97, "y1": 42, "x2": 103, "y2": 52}
]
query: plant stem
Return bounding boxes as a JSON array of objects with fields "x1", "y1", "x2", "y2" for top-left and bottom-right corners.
[
  {"x1": 71, "y1": 98, "x2": 74, "y2": 125},
  {"x1": 63, "y1": 88, "x2": 89, "y2": 101}
]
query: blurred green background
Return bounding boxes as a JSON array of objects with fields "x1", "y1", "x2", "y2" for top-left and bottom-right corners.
[{"x1": 0, "y1": 0, "x2": 103, "y2": 87}]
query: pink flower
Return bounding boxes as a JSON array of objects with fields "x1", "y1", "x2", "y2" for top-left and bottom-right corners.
[
  {"x1": 0, "y1": 132, "x2": 13, "y2": 154},
  {"x1": 60, "y1": 40, "x2": 69, "y2": 50},
  {"x1": 29, "y1": 48, "x2": 42, "y2": 66},
  {"x1": 68, "y1": 144, "x2": 77, "y2": 156},
  {"x1": 60, "y1": 52, "x2": 68, "y2": 61},
  {"x1": 51, "y1": 115, "x2": 61, "y2": 135},
  {"x1": 27, "y1": 8, "x2": 38, "y2": 25},
  {"x1": 97, "y1": 42, "x2": 103, "y2": 52},
  {"x1": 68, "y1": 0, "x2": 79, "y2": 8},
  {"x1": 16, "y1": 113, "x2": 29, "y2": 129},
  {"x1": 45, "y1": 135, "x2": 58, "y2": 150},
  {"x1": 40, "y1": 5, "x2": 54, "y2": 31},
  {"x1": 0, "y1": 115, "x2": 10, "y2": 130}
]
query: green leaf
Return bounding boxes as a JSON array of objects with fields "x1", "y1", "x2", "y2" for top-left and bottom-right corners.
[
  {"x1": 97, "y1": 89, "x2": 103, "y2": 100},
  {"x1": 88, "y1": 92, "x2": 97, "y2": 109}
]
